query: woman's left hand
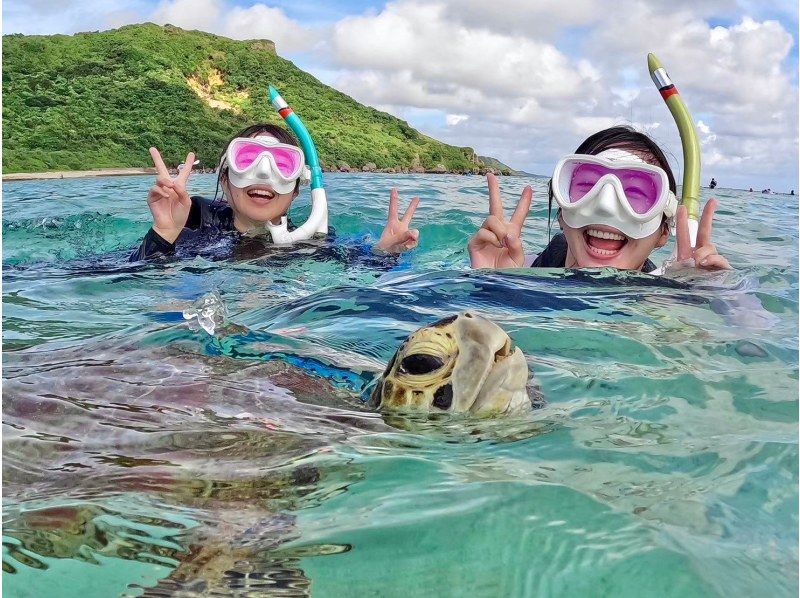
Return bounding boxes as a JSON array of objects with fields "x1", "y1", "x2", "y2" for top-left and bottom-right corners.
[
  {"x1": 675, "y1": 198, "x2": 731, "y2": 270},
  {"x1": 374, "y1": 188, "x2": 420, "y2": 254}
]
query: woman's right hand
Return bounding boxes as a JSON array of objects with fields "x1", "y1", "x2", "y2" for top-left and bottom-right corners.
[
  {"x1": 147, "y1": 148, "x2": 195, "y2": 244},
  {"x1": 468, "y1": 173, "x2": 532, "y2": 268}
]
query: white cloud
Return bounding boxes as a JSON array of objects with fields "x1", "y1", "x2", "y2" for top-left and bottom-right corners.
[
  {"x1": 151, "y1": 0, "x2": 316, "y2": 52},
  {"x1": 446, "y1": 114, "x2": 469, "y2": 126},
  {"x1": 2, "y1": 0, "x2": 153, "y2": 35},
  {"x1": 321, "y1": 0, "x2": 797, "y2": 190}
]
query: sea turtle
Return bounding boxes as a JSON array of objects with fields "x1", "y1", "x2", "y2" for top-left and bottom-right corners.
[
  {"x1": 370, "y1": 311, "x2": 536, "y2": 415},
  {"x1": 3, "y1": 312, "x2": 540, "y2": 595}
]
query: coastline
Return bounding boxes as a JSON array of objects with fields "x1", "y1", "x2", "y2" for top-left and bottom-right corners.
[
  {"x1": 2, "y1": 167, "x2": 157, "y2": 181},
  {"x1": 3, "y1": 166, "x2": 520, "y2": 182}
]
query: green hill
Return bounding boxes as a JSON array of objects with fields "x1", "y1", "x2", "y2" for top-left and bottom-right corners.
[
  {"x1": 478, "y1": 155, "x2": 517, "y2": 174},
  {"x1": 2, "y1": 23, "x2": 511, "y2": 175}
]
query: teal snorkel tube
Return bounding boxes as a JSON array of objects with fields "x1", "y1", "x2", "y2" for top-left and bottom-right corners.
[
  {"x1": 266, "y1": 85, "x2": 328, "y2": 243},
  {"x1": 647, "y1": 53, "x2": 701, "y2": 246}
]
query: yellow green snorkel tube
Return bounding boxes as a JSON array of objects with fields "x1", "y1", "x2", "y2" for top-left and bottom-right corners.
[{"x1": 648, "y1": 53, "x2": 700, "y2": 243}]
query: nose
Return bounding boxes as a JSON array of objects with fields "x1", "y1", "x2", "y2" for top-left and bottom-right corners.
[
  {"x1": 254, "y1": 156, "x2": 274, "y2": 179},
  {"x1": 593, "y1": 182, "x2": 623, "y2": 217}
]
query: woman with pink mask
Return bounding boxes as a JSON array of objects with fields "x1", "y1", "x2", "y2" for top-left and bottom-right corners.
[
  {"x1": 468, "y1": 126, "x2": 730, "y2": 273},
  {"x1": 130, "y1": 123, "x2": 418, "y2": 262}
]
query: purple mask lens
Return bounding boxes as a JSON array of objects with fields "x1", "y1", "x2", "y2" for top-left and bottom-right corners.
[
  {"x1": 569, "y1": 163, "x2": 662, "y2": 214},
  {"x1": 232, "y1": 142, "x2": 303, "y2": 177}
]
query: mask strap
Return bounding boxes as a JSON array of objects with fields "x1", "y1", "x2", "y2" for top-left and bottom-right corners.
[{"x1": 546, "y1": 179, "x2": 553, "y2": 242}]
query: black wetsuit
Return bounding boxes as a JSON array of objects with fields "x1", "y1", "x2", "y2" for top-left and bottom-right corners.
[
  {"x1": 130, "y1": 195, "x2": 391, "y2": 267},
  {"x1": 530, "y1": 233, "x2": 657, "y2": 273}
]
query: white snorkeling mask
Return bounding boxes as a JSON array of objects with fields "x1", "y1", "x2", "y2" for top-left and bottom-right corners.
[
  {"x1": 223, "y1": 135, "x2": 311, "y2": 194},
  {"x1": 552, "y1": 149, "x2": 678, "y2": 239}
]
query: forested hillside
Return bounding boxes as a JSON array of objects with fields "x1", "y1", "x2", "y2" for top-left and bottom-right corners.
[{"x1": 3, "y1": 23, "x2": 512, "y2": 174}]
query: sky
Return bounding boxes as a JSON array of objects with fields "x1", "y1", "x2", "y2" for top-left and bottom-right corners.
[{"x1": 4, "y1": 0, "x2": 799, "y2": 191}]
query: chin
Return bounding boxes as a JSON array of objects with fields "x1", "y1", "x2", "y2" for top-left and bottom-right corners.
[{"x1": 239, "y1": 198, "x2": 291, "y2": 223}]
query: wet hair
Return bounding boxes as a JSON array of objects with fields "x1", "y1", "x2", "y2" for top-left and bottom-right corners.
[
  {"x1": 214, "y1": 123, "x2": 301, "y2": 200},
  {"x1": 547, "y1": 125, "x2": 677, "y2": 238}
]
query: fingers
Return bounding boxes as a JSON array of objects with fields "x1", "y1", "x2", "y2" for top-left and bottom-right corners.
[
  {"x1": 504, "y1": 231, "x2": 524, "y2": 266},
  {"x1": 149, "y1": 147, "x2": 169, "y2": 178},
  {"x1": 470, "y1": 227, "x2": 503, "y2": 249},
  {"x1": 693, "y1": 244, "x2": 718, "y2": 265},
  {"x1": 388, "y1": 188, "x2": 399, "y2": 221},
  {"x1": 510, "y1": 185, "x2": 532, "y2": 227},
  {"x1": 147, "y1": 185, "x2": 171, "y2": 204},
  {"x1": 694, "y1": 243, "x2": 731, "y2": 269},
  {"x1": 156, "y1": 176, "x2": 175, "y2": 189},
  {"x1": 696, "y1": 198, "x2": 717, "y2": 248},
  {"x1": 177, "y1": 152, "x2": 195, "y2": 184},
  {"x1": 487, "y1": 173, "x2": 504, "y2": 219},
  {"x1": 675, "y1": 205, "x2": 692, "y2": 261},
  {"x1": 482, "y1": 215, "x2": 508, "y2": 242},
  {"x1": 698, "y1": 254, "x2": 731, "y2": 270},
  {"x1": 403, "y1": 229, "x2": 419, "y2": 249},
  {"x1": 401, "y1": 196, "x2": 420, "y2": 224}
]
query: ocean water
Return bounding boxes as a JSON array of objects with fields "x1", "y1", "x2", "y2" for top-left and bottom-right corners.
[{"x1": 2, "y1": 173, "x2": 797, "y2": 597}]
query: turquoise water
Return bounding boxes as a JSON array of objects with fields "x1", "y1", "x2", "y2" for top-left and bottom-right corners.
[{"x1": 3, "y1": 173, "x2": 798, "y2": 597}]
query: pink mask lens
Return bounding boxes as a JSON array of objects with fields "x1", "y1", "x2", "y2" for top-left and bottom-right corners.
[
  {"x1": 569, "y1": 163, "x2": 662, "y2": 214},
  {"x1": 232, "y1": 142, "x2": 303, "y2": 177}
]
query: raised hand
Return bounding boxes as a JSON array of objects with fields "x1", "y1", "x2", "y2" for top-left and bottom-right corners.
[
  {"x1": 468, "y1": 173, "x2": 532, "y2": 268},
  {"x1": 374, "y1": 188, "x2": 420, "y2": 254},
  {"x1": 147, "y1": 148, "x2": 195, "y2": 244},
  {"x1": 675, "y1": 198, "x2": 731, "y2": 270}
]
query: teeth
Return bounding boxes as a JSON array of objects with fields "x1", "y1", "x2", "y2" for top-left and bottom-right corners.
[
  {"x1": 590, "y1": 247, "x2": 618, "y2": 256},
  {"x1": 249, "y1": 189, "x2": 274, "y2": 198},
  {"x1": 586, "y1": 229, "x2": 625, "y2": 240}
]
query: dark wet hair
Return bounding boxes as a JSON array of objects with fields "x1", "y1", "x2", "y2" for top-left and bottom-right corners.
[
  {"x1": 214, "y1": 123, "x2": 301, "y2": 200},
  {"x1": 547, "y1": 125, "x2": 676, "y2": 238}
]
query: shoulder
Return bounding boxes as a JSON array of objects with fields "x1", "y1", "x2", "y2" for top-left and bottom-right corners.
[
  {"x1": 188, "y1": 196, "x2": 234, "y2": 229},
  {"x1": 530, "y1": 233, "x2": 568, "y2": 268}
]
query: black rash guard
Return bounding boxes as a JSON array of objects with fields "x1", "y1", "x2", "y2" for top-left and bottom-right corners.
[
  {"x1": 130, "y1": 195, "x2": 393, "y2": 267},
  {"x1": 531, "y1": 233, "x2": 657, "y2": 273}
]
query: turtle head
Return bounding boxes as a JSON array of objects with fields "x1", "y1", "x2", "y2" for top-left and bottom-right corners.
[{"x1": 370, "y1": 312, "x2": 533, "y2": 415}]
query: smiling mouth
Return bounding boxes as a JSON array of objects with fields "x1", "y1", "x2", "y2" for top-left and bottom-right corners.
[
  {"x1": 247, "y1": 187, "x2": 276, "y2": 203},
  {"x1": 583, "y1": 228, "x2": 628, "y2": 257}
]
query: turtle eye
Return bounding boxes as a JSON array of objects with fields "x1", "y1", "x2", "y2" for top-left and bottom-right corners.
[{"x1": 399, "y1": 353, "x2": 444, "y2": 375}]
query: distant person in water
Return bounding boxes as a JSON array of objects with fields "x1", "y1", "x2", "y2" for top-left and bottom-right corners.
[
  {"x1": 467, "y1": 126, "x2": 730, "y2": 272},
  {"x1": 749, "y1": 188, "x2": 754, "y2": 192},
  {"x1": 791, "y1": 190, "x2": 795, "y2": 196},
  {"x1": 131, "y1": 124, "x2": 418, "y2": 261},
  {"x1": 709, "y1": 177, "x2": 717, "y2": 189}
]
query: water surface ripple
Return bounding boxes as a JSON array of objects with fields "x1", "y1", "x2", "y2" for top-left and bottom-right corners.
[{"x1": 3, "y1": 174, "x2": 797, "y2": 597}]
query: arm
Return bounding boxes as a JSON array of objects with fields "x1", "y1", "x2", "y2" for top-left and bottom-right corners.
[{"x1": 129, "y1": 148, "x2": 195, "y2": 262}]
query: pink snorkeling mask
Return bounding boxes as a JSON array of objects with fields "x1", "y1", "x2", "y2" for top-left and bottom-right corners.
[
  {"x1": 552, "y1": 149, "x2": 678, "y2": 239},
  {"x1": 224, "y1": 136, "x2": 308, "y2": 194}
]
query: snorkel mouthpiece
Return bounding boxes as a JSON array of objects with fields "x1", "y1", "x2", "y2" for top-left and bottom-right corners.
[
  {"x1": 266, "y1": 86, "x2": 328, "y2": 243},
  {"x1": 647, "y1": 53, "x2": 701, "y2": 224}
]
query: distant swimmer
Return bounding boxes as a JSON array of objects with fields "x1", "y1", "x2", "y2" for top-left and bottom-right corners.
[
  {"x1": 749, "y1": 188, "x2": 753, "y2": 192},
  {"x1": 709, "y1": 177, "x2": 717, "y2": 189},
  {"x1": 791, "y1": 190, "x2": 795, "y2": 196}
]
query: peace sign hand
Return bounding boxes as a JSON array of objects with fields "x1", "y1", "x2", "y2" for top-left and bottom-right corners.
[
  {"x1": 468, "y1": 173, "x2": 532, "y2": 268},
  {"x1": 374, "y1": 188, "x2": 420, "y2": 254},
  {"x1": 675, "y1": 198, "x2": 731, "y2": 270},
  {"x1": 147, "y1": 148, "x2": 195, "y2": 244}
]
